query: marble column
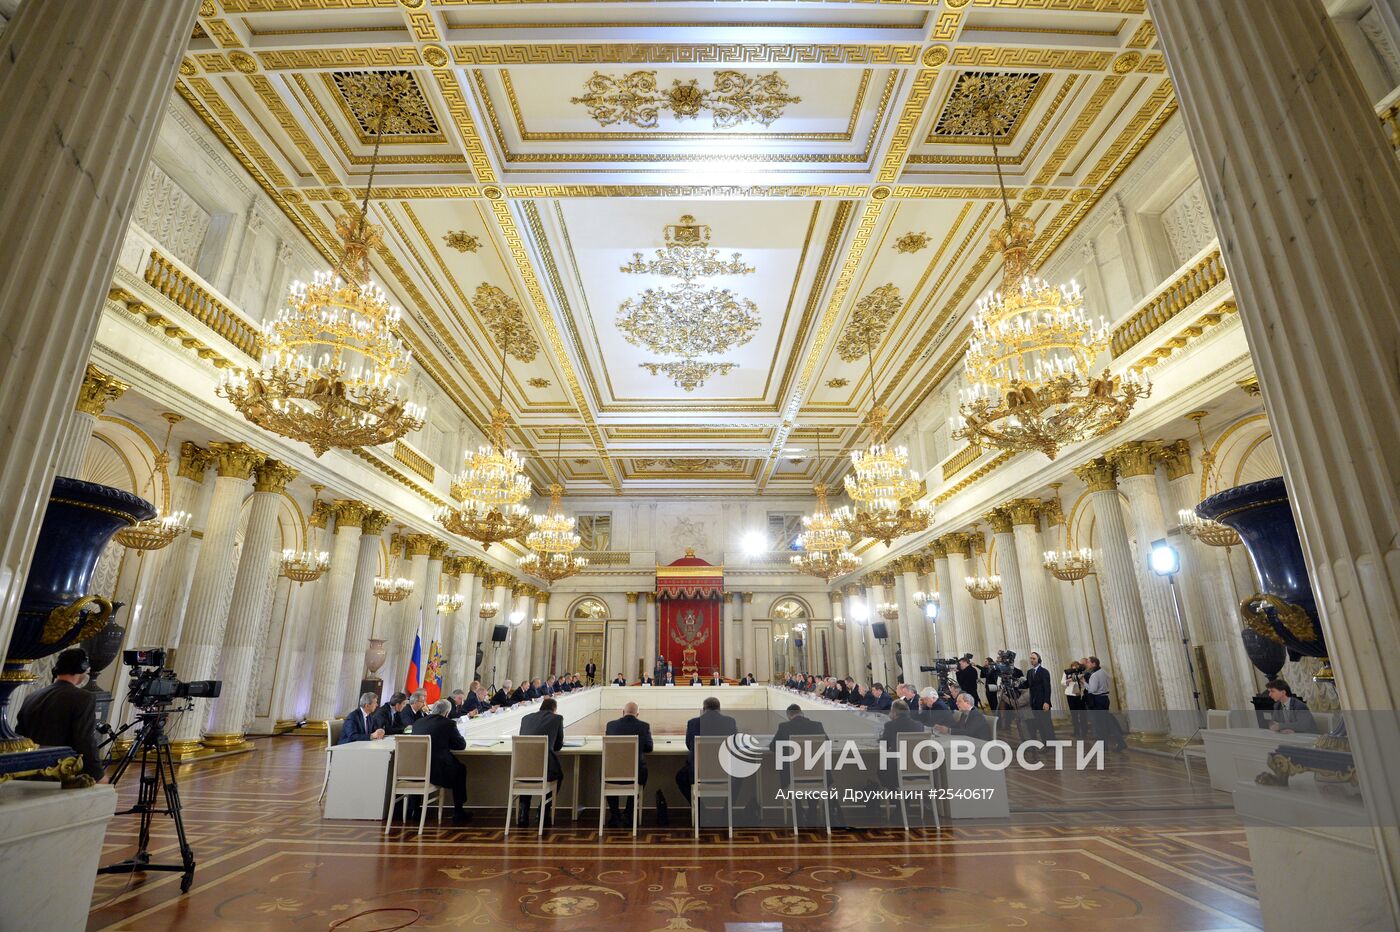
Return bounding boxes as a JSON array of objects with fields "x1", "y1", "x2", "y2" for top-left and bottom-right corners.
[
  {"x1": 1152, "y1": 0, "x2": 1400, "y2": 912},
  {"x1": 1041, "y1": 499, "x2": 1095, "y2": 660},
  {"x1": 337, "y1": 510, "x2": 389, "y2": 708},
  {"x1": 828, "y1": 591, "x2": 849, "y2": 678},
  {"x1": 1160, "y1": 441, "x2": 1254, "y2": 709},
  {"x1": 929, "y1": 541, "x2": 954, "y2": 659},
  {"x1": 1108, "y1": 442, "x2": 1200, "y2": 737},
  {"x1": 487, "y1": 578, "x2": 510, "y2": 686},
  {"x1": 446, "y1": 559, "x2": 478, "y2": 690},
  {"x1": 622, "y1": 590, "x2": 639, "y2": 682},
  {"x1": 395, "y1": 535, "x2": 433, "y2": 691},
  {"x1": 271, "y1": 499, "x2": 330, "y2": 727},
  {"x1": 986, "y1": 509, "x2": 1030, "y2": 656},
  {"x1": 143, "y1": 443, "x2": 213, "y2": 651},
  {"x1": 1072, "y1": 458, "x2": 1166, "y2": 735},
  {"x1": 721, "y1": 592, "x2": 736, "y2": 680},
  {"x1": 942, "y1": 534, "x2": 978, "y2": 658},
  {"x1": 0, "y1": 0, "x2": 203, "y2": 649},
  {"x1": 1008, "y1": 499, "x2": 1069, "y2": 677},
  {"x1": 58, "y1": 365, "x2": 126, "y2": 477},
  {"x1": 864, "y1": 586, "x2": 888, "y2": 686},
  {"x1": 530, "y1": 592, "x2": 551, "y2": 678},
  {"x1": 509, "y1": 585, "x2": 534, "y2": 683},
  {"x1": 166, "y1": 442, "x2": 265, "y2": 757},
  {"x1": 895, "y1": 558, "x2": 927, "y2": 687},
  {"x1": 643, "y1": 592, "x2": 658, "y2": 679},
  {"x1": 307, "y1": 500, "x2": 368, "y2": 722},
  {"x1": 422, "y1": 539, "x2": 447, "y2": 667},
  {"x1": 842, "y1": 585, "x2": 866, "y2": 682},
  {"x1": 203, "y1": 459, "x2": 296, "y2": 750},
  {"x1": 741, "y1": 593, "x2": 756, "y2": 681}
]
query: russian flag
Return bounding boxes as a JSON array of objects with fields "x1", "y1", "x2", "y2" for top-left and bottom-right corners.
[
  {"x1": 404, "y1": 613, "x2": 423, "y2": 695},
  {"x1": 424, "y1": 611, "x2": 444, "y2": 704}
]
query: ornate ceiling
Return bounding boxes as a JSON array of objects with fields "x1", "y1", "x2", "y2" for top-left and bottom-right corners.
[{"x1": 182, "y1": 0, "x2": 1171, "y2": 496}]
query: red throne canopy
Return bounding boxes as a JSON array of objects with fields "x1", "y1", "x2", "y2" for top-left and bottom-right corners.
[{"x1": 656, "y1": 549, "x2": 722, "y2": 678}]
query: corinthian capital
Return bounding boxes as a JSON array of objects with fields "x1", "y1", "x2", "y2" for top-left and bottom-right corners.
[
  {"x1": 1073, "y1": 457, "x2": 1117, "y2": 493},
  {"x1": 74, "y1": 364, "x2": 129, "y2": 416},
  {"x1": 253, "y1": 459, "x2": 297, "y2": 494},
  {"x1": 208, "y1": 441, "x2": 266, "y2": 480}
]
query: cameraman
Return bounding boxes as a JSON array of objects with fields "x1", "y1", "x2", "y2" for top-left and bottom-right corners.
[
  {"x1": 955, "y1": 656, "x2": 981, "y2": 708},
  {"x1": 16, "y1": 647, "x2": 106, "y2": 784}
]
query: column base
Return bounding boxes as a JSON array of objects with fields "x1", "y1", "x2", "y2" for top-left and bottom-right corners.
[
  {"x1": 201, "y1": 733, "x2": 254, "y2": 753},
  {"x1": 1126, "y1": 731, "x2": 1172, "y2": 749},
  {"x1": 271, "y1": 719, "x2": 301, "y2": 734},
  {"x1": 292, "y1": 720, "x2": 331, "y2": 738},
  {"x1": 166, "y1": 739, "x2": 214, "y2": 763}
]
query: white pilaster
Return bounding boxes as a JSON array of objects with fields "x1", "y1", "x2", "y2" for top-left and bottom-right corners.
[
  {"x1": 1009, "y1": 502, "x2": 1069, "y2": 678},
  {"x1": 337, "y1": 511, "x2": 389, "y2": 708},
  {"x1": 307, "y1": 501, "x2": 367, "y2": 721},
  {"x1": 741, "y1": 592, "x2": 756, "y2": 680},
  {"x1": 643, "y1": 591, "x2": 657, "y2": 678},
  {"x1": 988, "y1": 515, "x2": 1030, "y2": 656},
  {"x1": 623, "y1": 590, "x2": 639, "y2": 682}
]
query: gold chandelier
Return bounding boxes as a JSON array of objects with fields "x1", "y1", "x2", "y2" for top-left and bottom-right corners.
[
  {"x1": 115, "y1": 413, "x2": 191, "y2": 552},
  {"x1": 965, "y1": 529, "x2": 1002, "y2": 600},
  {"x1": 1042, "y1": 483, "x2": 1095, "y2": 583},
  {"x1": 218, "y1": 90, "x2": 424, "y2": 457},
  {"x1": 374, "y1": 531, "x2": 415, "y2": 603},
  {"x1": 1178, "y1": 410, "x2": 1241, "y2": 548},
  {"x1": 436, "y1": 592, "x2": 465, "y2": 614},
  {"x1": 520, "y1": 432, "x2": 587, "y2": 583},
  {"x1": 793, "y1": 431, "x2": 861, "y2": 580},
  {"x1": 281, "y1": 549, "x2": 330, "y2": 584},
  {"x1": 953, "y1": 134, "x2": 1147, "y2": 460}
]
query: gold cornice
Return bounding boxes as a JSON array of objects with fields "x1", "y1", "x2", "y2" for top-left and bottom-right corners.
[{"x1": 935, "y1": 450, "x2": 1015, "y2": 505}]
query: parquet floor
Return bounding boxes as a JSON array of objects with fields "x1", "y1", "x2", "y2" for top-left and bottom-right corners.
[{"x1": 88, "y1": 736, "x2": 1261, "y2": 930}]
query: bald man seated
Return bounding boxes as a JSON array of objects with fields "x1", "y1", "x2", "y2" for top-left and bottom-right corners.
[{"x1": 603, "y1": 702, "x2": 654, "y2": 827}]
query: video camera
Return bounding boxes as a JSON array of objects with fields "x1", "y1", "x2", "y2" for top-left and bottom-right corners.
[
  {"x1": 920, "y1": 657, "x2": 963, "y2": 674},
  {"x1": 991, "y1": 649, "x2": 1019, "y2": 679},
  {"x1": 123, "y1": 649, "x2": 222, "y2": 710}
]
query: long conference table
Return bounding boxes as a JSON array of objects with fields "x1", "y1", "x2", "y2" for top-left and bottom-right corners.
[{"x1": 322, "y1": 685, "x2": 1009, "y2": 823}]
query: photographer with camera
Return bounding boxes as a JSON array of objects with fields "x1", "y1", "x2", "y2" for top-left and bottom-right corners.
[{"x1": 16, "y1": 647, "x2": 106, "y2": 784}]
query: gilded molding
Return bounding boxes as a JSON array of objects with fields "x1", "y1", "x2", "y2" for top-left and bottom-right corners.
[
  {"x1": 894, "y1": 555, "x2": 920, "y2": 574},
  {"x1": 309, "y1": 498, "x2": 334, "y2": 530},
  {"x1": 75, "y1": 364, "x2": 129, "y2": 416},
  {"x1": 983, "y1": 508, "x2": 1014, "y2": 534},
  {"x1": 1073, "y1": 457, "x2": 1117, "y2": 493},
  {"x1": 252, "y1": 459, "x2": 298, "y2": 494},
  {"x1": 429, "y1": 540, "x2": 450, "y2": 560},
  {"x1": 208, "y1": 441, "x2": 265, "y2": 480},
  {"x1": 333, "y1": 499, "x2": 371, "y2": 531},
  {"x1": 1041, "y1": 498, "x2": 1065, "y2": 527},
  {"x1": 1107, "y1": 440, "x2": 1162, "y2": 479},
  {"x1": 927, "y1": 539, "x2": 948, "y2": 559}
]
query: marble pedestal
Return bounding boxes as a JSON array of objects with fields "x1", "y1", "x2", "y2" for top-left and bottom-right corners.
[
  {"x1": 0, "y1": 782, "x2": 117, "y2": 931},
  {"x1": 1234, "y1": 776, "x2": 1386, "y2": 931},
  {"x1": 1202, "y1": 727, "x2": 1320, "y2": 793}
]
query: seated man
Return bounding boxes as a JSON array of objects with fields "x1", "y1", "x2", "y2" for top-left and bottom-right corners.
[
  {"x1": 612, "y1": 673, "x2": 627, "y2": 686},
  {"x1": 447, "y1": 689, "x2": 470, "y2": 719},
  {"x1": 677, "y1": 696, "x2": 738, "y2": 803},
  {"x1": 406, "y1": 698, "x2": 471, "y2": 824},
  {"x1": 472, "y1": 685, "x2": 492, "y2": 714},
  {"x1": 914, "y1": 686, "x2": 952, "y2": 728},
  {"x1": 492, "y1": 679, "x2": 515, "y2": 707},
  {"x1": 461, "y1": 682, "x2": 483, "y2": 715},
  {"x1": 16, "y1": 647, "x2": 105, "y2": 785},
  {"x1": 663, "y1": 672, "x2": 677, "y2": 687},
  {"x1": 339, "y1": 692, "x2": 386, "y2": 743},
  {"x1": 1266, "y1": 678, "x2": 1319, "y2": 734},
  {"x1": 511, "y1": 680, "x2": 530, "y2": 704},
  {"x1": 397, "y1": 690, "x2": 428, "y2": 730},
  {"x1": 603, "y1": 701, "x2": 653, "y2": 827},
  {"x1": 878, "y1": 699, "x2": 929, "y2": 788},
  {"x1": 688, "y1": 672, "x2": 703, "y2": 686},
  {"x1": 769, "y1": 703, "x2": 828, "y2": 789},
  {"x1": 640, "y1": 675, "x2": 654, "y2": 686},
  {"x1": 864, "y1": 683, "x2": 893, "y2": 712},
  {"x1": 372, "y1": 692, "x2": 408, "y2": 735},
  {"x1": 934, "y1": 691, "x2": 992, "y2": 740},
  {"x1": 518, "y1": 697, "x2": 565, "y2": 826},
  {"x1": 710, "y1": 669, "x2": 724, "y2": 686}
]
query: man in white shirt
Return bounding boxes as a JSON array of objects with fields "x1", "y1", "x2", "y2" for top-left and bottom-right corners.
[{"x1": 1083, "y1": 656, "x2": 1127, "y2": 751}]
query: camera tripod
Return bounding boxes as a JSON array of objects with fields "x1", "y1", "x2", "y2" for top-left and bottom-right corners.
[{"x1": 97, "y1": 705, "x2": 196, "y2": 893}]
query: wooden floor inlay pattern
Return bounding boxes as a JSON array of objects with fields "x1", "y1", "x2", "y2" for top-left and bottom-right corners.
[{"x1": 87, "y1": 736, "x2": 1261, "y2": 930}]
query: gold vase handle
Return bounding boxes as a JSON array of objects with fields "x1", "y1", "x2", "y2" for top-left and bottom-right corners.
[
  {"x1": 1239, "y1": 592, "x2": 1314, "y2": 643},
  {"x1": 40, "y1": 594, "x2": 113, "y2": 646}
]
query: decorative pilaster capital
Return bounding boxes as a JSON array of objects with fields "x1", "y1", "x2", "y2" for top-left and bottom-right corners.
[
  {"x1": 1041, "y1": 498, "x2": 1065, "y2": 527},
  {"x1": 1160, "y1": 439, "x2": 1193, "y2": 481},
  {"x1": 829, "y1": 590, "x2": 843, "y2": 603},
  {"x1": 406, "y1": 533, "x2": 435, "y2": 557},
  {"x1": 177, "y1": 441, "x2": 211, "y2": 481},
  {"x1": 842, "y1": 584, "x2": 861, "y2": 598},
  {"x1": 1073, "y1": 457, "x2": 1118, "y2": 493},
  {"x1": 1106, "y1": 440, "x2": 1162, "y2": 479},
  {"x1": 1004, "y1": 498, "x2": 1042, "y2": 527},
  {"x1": 937, "y1": 533, "x2": 972, "y2": 558},
  {"x1": 969, "y1": 531, "x2": 986, "y2": 554},
  {"x1": 441, "y1": 556, "x2": 462, "y2": 577},
  {"x1": 361, "y1": 509, "x2": 392, "y2": 537},
  {"x1": 741, "y1": 591, "x2": 754, "y2": 604},
  {"x1": 926, "y1": 539, "x2": 948, "y2": 559},
  {"x1": 309, "y1": 498, "x2": 333, "y2": 529},
  {"x1": 333, "y1": 499, "x2": 370, "y2": 531},
  {"x1": 428, "y1": 539, "x2": 450, "y2": 561},
  {"x1": 252, "y1": 459, "x2": 297, "y2": 494},
  {"x1": 646, "y1": 592, "x2": 656, "y2": 605},
  {"x1": 625, "y1": 591, "x2": 639, "y2": 601},
  {"x1": 74, "y1": 364, "x2": 129, "y2": 416},
  {"x1": 723, "y1": 591, "x2": 735, "y2": 604},
  {"x1": 877, "y1": 570, "x2": 896, "y2": 588},
  {"x1": 208, "y1": 441, "x2": 265, "y2": 480},
  {"x1": 458, "y1": 557, "x2": 482, "y2": 577},
  {"x1": 894, "y1": 554, "x2": 920, "y2": 574},
  {"x1": 983, "y1": 507, "x2": 1013, "y2": 534}
]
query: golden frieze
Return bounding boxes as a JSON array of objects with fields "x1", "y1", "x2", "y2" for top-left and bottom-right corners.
[{"x1": 572, "y1": 69, "x2": 800, "y2": 129}]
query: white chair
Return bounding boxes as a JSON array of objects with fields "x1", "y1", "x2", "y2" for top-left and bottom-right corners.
[
  {"x1": 506, "y1": 735, "x2": 559, "y2": 838},
  {"x1": 786, "y1": 737, "x2": 831, "y2": 837},
  {"x1": 384, "y1": 736, "x2": 441, "y2": 836},
  {"x1": 598, "y1": 735, "x2": 641, "y2": 837},
  {"x1": 318, "y1": 719, "x2": 345, "y2": 806},
  {"x1": 896, "y1": 733, "x2": 942, "y2": 832},
  {"x1": 691, "y1": 736, "x2": 733, "y2": 839},
  {"x1": 1206, "y1": 709, "x2": 1231, "y2": 730}
]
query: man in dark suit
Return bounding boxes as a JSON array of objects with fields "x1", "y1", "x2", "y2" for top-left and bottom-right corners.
[
  {"x1": 511, "y1": 681, "x2": 530, "y2": 704},
  {"x1": 688, "y1": 672, "x2": 703, "y2": 685},
  {"x1": 491, "y1": 679, "x2": 515, "y2": 707},
  {"x1": 16, "y1": 648, "x2": 105, "y2": 784},
  {"x1": 406, "y1": 699, "x2": 471, "y2": 824},
  {"x1": 878, "y1": 700, "x2": 929, "y2": 788},
  {"x1": 397, "y1": 690, "x2": 427, "y2": 730},
  {"x1": 865, "y1": 683, "x2": 893, "y2": 711},
  {"x1": 460, "y1": 682, "x2": 483, "y2": 716},
  {"x1": 372, "y1": 692, "x2": 408, "y2": 735},
  {"x1": 1025, "y1": 652, "x2": 1055, "y2": 742},
  {"x1": 612, "y1": 673, "x2": 627, "y2": 686},
  {"x1": 769, "y1": 703, "x2": 828, "y2": 786},
  {"x1": 935, "y1": 692, "x2": 992, "y2": 740},
  {"x1": 339, "y1": 692, "x2": 386, "y2": 743},
  {"x1": 677, "y1": 696, "x2": 738, "y2": 802},
  {"x1": 518, "y1": 696, "x2": 565, "y2": 826},
  {"x1": 603, "y1": 701, "x2": 653, "y2": 827},
  {"x1": 955, "y1": 657, "x2": 981, "y2": 708},
  {"x1": 710, "y1": 670, "x2": 723, "y2": 686},
  {"x1": 585, "y1": 660, "x2": 597, "y2": 686},
  {"x1": 914, "y1": 687, "x2": 952, "y2": 728}
]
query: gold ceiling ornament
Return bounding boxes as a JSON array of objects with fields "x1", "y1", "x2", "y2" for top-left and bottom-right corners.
[
  {"x1": 619, "y1": 283, "x2": 760, "y2": 358},
  {"x1": 1178, "y1": 411, "x2": 1241, "y2": 549},
  {"x1": 520, "y1": 430, "x2": 586, "y2": 583},
  {"x1": 114, "y1": 413, "x2": 191, "y2": 553},
  {"x1": 931, "y1": 71, "x2": 1044, "y2": 143},
  {"x1": 953, "y1": 126, "x2": 1148, "y2": 461},
  {"x1": 826, "y1": 377, "x2": 849, "y2": 389},
  {"x1": 635, "y1": 457, "x2": 741, "y2": 473},
  {"x1": 331, "y1": 70, "x2": 439, "y2": 137},
  {"x1": 640, "y1": 360, "x2": 738, "y2": 392},
  {"x1": 572, "y1": 69, "x2": 800, "y2": 130},
  {"x1": 1042, "y1": 483, "x2": 1095, "y2": 584},
  {"x1": 473, "y1": 282, "x2": 539, "y2": 363},
  {"x1": 836, "y1": 342, "x2": 932, "y2": 547},
  {"x1": 217, "y1": 92, "x2": 424, "y2": 457},
  {"x1": 793, "y1": 430, "x2": 861, "y2": 581},
  {"x1": 836, "y1": 283, "x2": 902, "y2": 362},
  {"x1": 893, "y1": 231, "x2": 931, "y2": 254},
  {"x1": 620, "y1": 214, "x2": 754, "y2": 282},
  {"x1": 443, "y1": 230, "x2": 480, "y2": 253}
]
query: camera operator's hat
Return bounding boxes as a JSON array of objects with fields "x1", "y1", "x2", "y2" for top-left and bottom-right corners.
[{"x1": 53, "y1": 647, "x2": 91, "y2": 677}]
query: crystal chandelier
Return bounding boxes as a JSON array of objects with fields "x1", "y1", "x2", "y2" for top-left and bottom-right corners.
[
  {"x1": 478, "y1": 599, "x2": 500, "y2": 620},
  {"x1": 114, "y1": 413, "x2": 191, "y2": 552},
  {"x1": 877, "y1": 601, "x2": 900, "y2": 622},
  {"x1": 520, "y1": 430, "x2": 587, "y2": 583},
  {"x1": 1179, "y1": 410, "x2": 1241, "y2": 548},
  {"x1": 217, "y1": 89, "x2": 424, "y2": 456},
  {"x1": 1042, "y1": 483, "x2": 1096, "y2": 583},
  {"x1": 953, "y1": 134, "x2": 1148, "y2": 460},
  {"x1": 374, "y1": 576, "x2": 414, "y2": 603},
  {"x1": 965, "y1": 574, "x2": 1003, "y2": 601},
  {"x1": 793, "y1": 431, "x2": 862, "y2": 581},
  {"x1": 436, "y1": 592, "x2": 465, "y2": 614},
  {"x1": 281, "y1": 549, "x2": 330, "y2": 584}
]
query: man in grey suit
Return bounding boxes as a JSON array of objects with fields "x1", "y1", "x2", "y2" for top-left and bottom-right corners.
[
  {"x1": 16, "y1": 647, "x2": 105, "y2": 783},
  {"x1": 518, "y1": 696, "x2": 565, "y2": 827}
]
